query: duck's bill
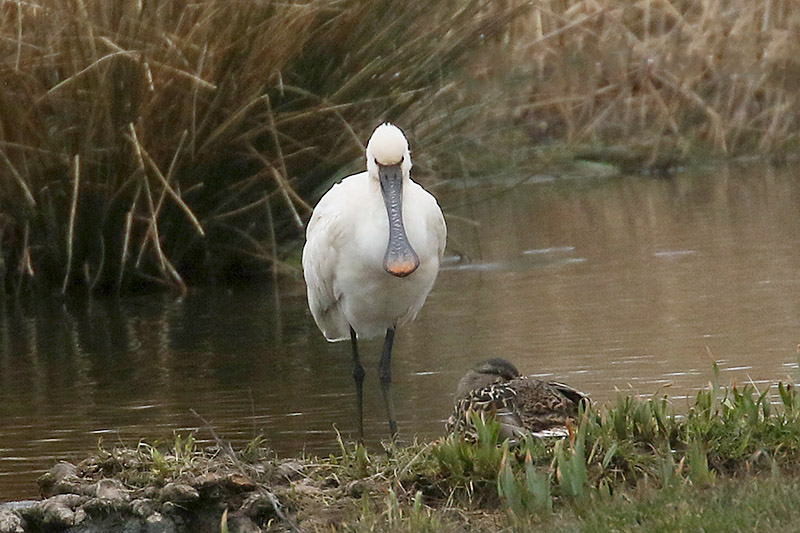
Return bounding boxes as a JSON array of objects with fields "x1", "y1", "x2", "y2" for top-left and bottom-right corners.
[{"x1": 379, "y1": 163, "x2": 420, "y2": 278}]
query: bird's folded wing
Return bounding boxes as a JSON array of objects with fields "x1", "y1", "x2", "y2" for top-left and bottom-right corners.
[{"x1": 302, "y1": 197, "x2": 348, "y2": 340}]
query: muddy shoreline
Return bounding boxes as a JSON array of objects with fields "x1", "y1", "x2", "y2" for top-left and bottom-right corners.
[{"x1": 0, "y1": 439, "x2": 351, "y2": 533}]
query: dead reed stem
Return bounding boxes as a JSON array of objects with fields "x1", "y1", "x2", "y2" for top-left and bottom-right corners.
[
  {"x1": 61, "y1": 155, "x2": 80, "y2": 295},
  {"x1": 118, "y1": 188, "x2": 140, "y2": 294}
]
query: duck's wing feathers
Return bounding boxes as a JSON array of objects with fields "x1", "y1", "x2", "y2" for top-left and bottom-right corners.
[
  {"x1": 548, "y1": 381, "x2": 590, "y2": 408},
  {"x1": 446, "y1": 375, "x2": 590, "y2": 441},
  {"x1": 511, "y1": 377, "x2": 587, "y2": 435},
  {"x1": 446, "y1": 382, "x2": 529, "y2": 442}
]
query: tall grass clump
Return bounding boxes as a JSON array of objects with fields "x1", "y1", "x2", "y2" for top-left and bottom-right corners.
[
  {"x1": 0, "y1": 0, "x2": 522, "y2": 296},
  {"x1": 511, "y1": 0, "x2": 800, "y2": 168}
]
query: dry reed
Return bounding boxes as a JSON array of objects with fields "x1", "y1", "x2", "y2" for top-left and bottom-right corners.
[
  {"x1": 511, "y1": 0, "x2": 800, "y2": 167},
  {"x1": 0, "y1": 0, "x2": 521, "y2": 295},
  {"x1": 3, "y1": 0, "x2": 797, "y2": 296}
]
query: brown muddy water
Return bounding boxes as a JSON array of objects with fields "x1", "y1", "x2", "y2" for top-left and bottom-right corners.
[{"x1": 2, "y1": 164, "x2": 799, "y2": 500}]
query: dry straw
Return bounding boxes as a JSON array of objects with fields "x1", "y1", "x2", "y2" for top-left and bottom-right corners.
[
  {"x1": 3, "y1": 0, "x2": 795, "y2": 297},
  {"x1": 0, "y1": 0, "x2": 522, "y2": 295},
  {"x1": 511, "y1": 0, "x2": 800, "y2": 166}
]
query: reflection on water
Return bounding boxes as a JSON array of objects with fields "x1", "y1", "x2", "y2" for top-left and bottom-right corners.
[{"x1": 2, "y1": 164, "x2": 800, "y2": 500}]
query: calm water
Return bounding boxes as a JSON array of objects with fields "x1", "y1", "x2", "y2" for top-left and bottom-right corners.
[{"x1": 2, "y1": 165, "x2": 800, "y2": 500}]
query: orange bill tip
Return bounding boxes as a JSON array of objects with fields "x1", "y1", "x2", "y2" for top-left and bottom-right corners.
[{"x1": 385, "y1": 259, "x2": 419, "y2": 278}]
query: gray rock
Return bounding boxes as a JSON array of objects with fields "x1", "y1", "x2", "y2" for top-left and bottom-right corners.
[
  {"x1": 72, "y1": 507, "x2": 87, "y2": 525},
  {"x1": 0, "y1": 502, "x2": 37, "y2": 513},
  {"x1": 159, "y1": 483, "x2": 199, "y2": 504},
  {"x1": 40, "y1": 494, "x2": 87, "y2": 527},
  {"x1": 82, "y1": 497, "x2": 128, "y2": 514},
  {"x1": 131, "y1": 498, "x2": 160, "y2": 518},
  {"x1": 0, "y1": 508, "x2": 24, "y2": 533},
  {"x1": 50, "y1": 462, "x2": 78, "y2": 481},
  {"x1": 39, "y1": 462, "x2": 82, "y2": 498},
  {"x1": 145, "y1": 512, "x2": 178, "y2": 533},
  {"x1": 94, "y1": 478, "x2": 129, "y2": 501}
]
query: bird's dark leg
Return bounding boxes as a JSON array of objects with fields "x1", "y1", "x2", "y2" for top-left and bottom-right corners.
[
  {"x1": 379, "y1": 327, "x2": 398, "y2": 439},
  {"x1": 350, "y1": 327, "x2": 365, "y2": 443}
]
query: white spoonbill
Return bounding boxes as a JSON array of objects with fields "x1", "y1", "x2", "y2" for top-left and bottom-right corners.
[{"x1": 302, "y1": 123, "x2": 446, "y2": 441}]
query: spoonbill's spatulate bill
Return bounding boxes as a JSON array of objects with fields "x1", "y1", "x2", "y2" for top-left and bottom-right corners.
[{"x1": 302, "y1": 123, "x2": 446, "y2": 441}]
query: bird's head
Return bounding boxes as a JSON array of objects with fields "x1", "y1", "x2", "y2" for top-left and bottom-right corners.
[
  {"x1": 472, "y1": 358, "x2": 520, "y2": 380},
  {"x1": 454, "y1": 358, "x2": 521, "y2": 401},
  {"x1": 366, "y1": 123, "x2": 419, "y2": 278},
  {"x1": 366, "y1": 123, "x2": 412, "y2": 181}
]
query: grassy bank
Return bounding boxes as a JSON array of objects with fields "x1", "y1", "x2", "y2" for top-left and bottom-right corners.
[
  {"x1": 2, "y1": 1, "x2": 800, "y2": 296},
  {"x1": 18, "y1": 365, "x2": 800, "y2": 531}
]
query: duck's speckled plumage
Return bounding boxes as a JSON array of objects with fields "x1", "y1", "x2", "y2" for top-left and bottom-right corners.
[{"x1": 446, "y1": 358, "x2": 589, "y2": 441}]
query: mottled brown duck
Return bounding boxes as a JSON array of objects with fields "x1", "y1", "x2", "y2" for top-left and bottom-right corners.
[{"x1": 445, "y1": 358, "x2": 589, "y2": 441}]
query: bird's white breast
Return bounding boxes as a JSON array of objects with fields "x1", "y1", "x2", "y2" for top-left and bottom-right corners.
[{"x1": 302, "y1": 172, "x2": 445, "y2": 341}]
